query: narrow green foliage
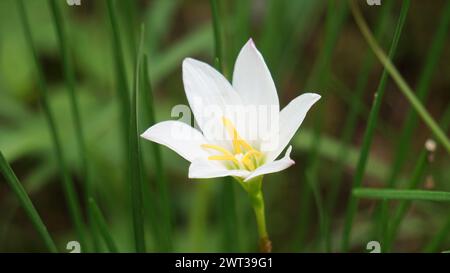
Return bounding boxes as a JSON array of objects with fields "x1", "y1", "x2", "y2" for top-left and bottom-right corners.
[
  {"x1": 128, "y1": 27, "x2": 147, "y2": 252},
  {"x1": 298, "y1": 0, "x2": 347, "y2": 252},
  {"x1": 305, "y1": 0, "x2": 348, "y2": 90},
  {"x1": 0, "y1": 151, "x2": 58, "y2": 253},
  {"x1": 342, "y1": 0, "x2": 410, "y2": 252},
  {"x1": 378, "y1": 0, "x2": 450, "y2": 247},
  {"x1": 210, "y1": 0, "x2": 224, "y2": 73},
  {"x1": 353, "y1": 188, "x2": 450, "y2": 203},
  {"x1": 350, "y1": 0, "x2": 450, "y2": 153},
  {"x1": 425, "y1": 216, "x2": 450, "y2": 252},
  {"x1": 386, "y1": 106, "x2": 450, "y2": 251},
  {"x1": 118, "y1": 0, "x2": 138, "y2": 58},
  {"x1": 141, "y1": 55, "x2": 173, "y2": 251},
  {"x1": 106, "y1": 0, "x2": 131, "y2": 137},
  {"x1": 232, "y1": 0, "x2": 250, "y2": 59},
  {"x1": 17, "y1": 0, "x2": 86, "y2": 250},
  {"x1": 305, "y1": 161, "x2": 329, "y2": 252},
  {"x1": 327, "y1": 0, "x2": 393, "y2": 216},
  {"x1": 48, "y1": 0, "x2": 98, "y2": 251},
  {"x1": 88, "y1": 198, "x2": 119, "y2": 253}
]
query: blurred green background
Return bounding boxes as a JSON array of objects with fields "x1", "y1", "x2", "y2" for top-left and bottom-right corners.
[{"x1": 0, "y1": 0, "x2": 449, "y2": 252}]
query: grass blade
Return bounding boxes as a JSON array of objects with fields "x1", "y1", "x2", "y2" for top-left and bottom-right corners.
[
  {"x1": 88, "y1": 198, "x2": 119, "y2": 253},
  {"x1": 0, "y1": 151, "x2": 58, "y2": 253},
  {"x1": 327, "y1": 0, "x2": 393, "y2": 215},
  {"x1": 353, "y1": 188, "x2": 450, "y2": 203},
  {"x1": 17, "y1": 0, "x2": 86, "y2": 250},
  {"x1": 425, "y1": 216, "x2": 450, "y2": 252},
  {"x1": 141, "y1": 55, "x2": 173, "y2": 251},
  {"x1": 342, "y1": 0, "x2": 410, "y2": 252},
  {"x1": 378, "y1": 0, "x2": 450, "y2": 248},
  {"x1": 305, "y1": 160, "x2": 329, "y2": 252},
  {"x1": 386, "y1": 106, "x2": 450, "y2": 251},
  {"x1": 128, "y1": 26, "x2": 147, "y2": 252},
  {"x1": 350, "y1": 0, "x2": 450, "y2": 153},
  {"x1": 106, "y1": 0, "x2": 131, "y2": 137},
  {"x1": 48, "y1": 0, "x2": 98, "y2": 251},
  {"x1": 296, "y1": 0, "x2": 348, "y2": 252},
  {"x1": 210, "y1": 0, "x2": 224, "y2": 73}
]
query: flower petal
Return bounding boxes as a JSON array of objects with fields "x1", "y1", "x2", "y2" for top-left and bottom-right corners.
[
  {"x1": 232, "y1": 38, "x2": 279, "y2": 108},
  {"x1": 244, "y1": 146, "x2": 295, "y2": 182},
  {"x1": 266, "y1": 93, "x2": 321, "y2": 162},
  {"x1": 141, "y1": 120, "x2": 208, "y2": 162},
  {"x1": 182, "y1": 58, "x2": 242, "y2": 143},
  {"x1": 188, "y1": 160, "x2": 250, "y2": 179}
]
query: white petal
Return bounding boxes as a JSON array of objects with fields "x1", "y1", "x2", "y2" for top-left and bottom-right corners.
[
  {"x1": 141, "y1": 121, "x2": 208, "y2": 162},
  {"x1": 188, "y1": 160, "x2": 250, "y2": 179},
  {"x1": 182, "y1": 58, "x2": 242, "y2": 143},
  {"x1": 232, "y1": 39, "x2": 279, "y2": 108},
  {"x1": 266, "y1": 93, "x2": 321, "y2": 162},
  {"x1": 244, "y1": 146, "x2": 295, "y2": 182}
]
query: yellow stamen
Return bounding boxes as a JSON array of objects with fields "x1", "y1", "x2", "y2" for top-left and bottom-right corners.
[
  {"x1": 241, "y1": 157, "x2": 254, "y2": 170},
  {"x1": 222, "y1": 117, "x2": 257, "y2": 154},
  {"x1": 242, "y1": 151, "x2": 262, "y2": 171},
  {"x1": 201, "y1": 144, "x2": 234, "y2": 157},
  {"x1": 201, "y1": 117, "x2": 264, "y2": 171},
  {"x1": 208, "y1": 155, "x2": 239, "y2": 165},
  {"x1": 222, "y1": 117, "x2": 242, "y2": 154}
]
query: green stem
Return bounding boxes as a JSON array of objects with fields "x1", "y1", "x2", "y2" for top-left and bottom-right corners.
[
  {"x1": 350, "y1": 0, "x2": 450, "y2": 153},
  {"x1": 240, "y1": 177, "x2": 271, "y2": 253}
]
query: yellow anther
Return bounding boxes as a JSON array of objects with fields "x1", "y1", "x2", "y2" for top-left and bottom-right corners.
[
  {"x1": 222, "y1": 117, "x2": 257, "y2": 154},
  {"x1": 222, "y1": 117, "x2": 242, "y2": 154}
]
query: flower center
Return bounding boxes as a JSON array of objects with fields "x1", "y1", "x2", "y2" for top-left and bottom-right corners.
[{"x1": 201, "y1": 117, "x2": 263, "y2": 171}]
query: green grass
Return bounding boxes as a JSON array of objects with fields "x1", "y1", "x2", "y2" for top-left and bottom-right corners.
[
  {"x1": 350, "y1": 0, "x2": 450, "y2": 154},
  {"x1": 296, "y1": 0, "x2": 348, "y2": 252},
  {"x1": 141, "y1": 55, "x2": 173, "y2": 252},
  {"x1": 17, "y1": 0, "x2": 87, "y2": 250},
  {"x1": 353, "y1": 188, "x2": 450, "y2": 203},
  {"x1": 47, "y1": 0, "x2": 97, "y2": 251},
  {"x1": 89, "y1": 198, "x2": 119, "y2": 253},
  {"x1": 128, "y1": 26, "x2": 146, "y2": 252},
  {"x1": 378, "y1": 0, "x2": 450, "y2": 249},
  {"x1": 342, "y1": 0, "x2": 411, "y2": 252},
  {"x1": 0, "y1": 151, "x2": 57, "y2": 253},
  {"x1": 327, "y1": 0, "x2": 394, "y2": 218},
  {"x1": 384, "y1": 105, "x2": 450, "y2": 251}
]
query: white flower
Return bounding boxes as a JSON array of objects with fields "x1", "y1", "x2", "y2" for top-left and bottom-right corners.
[{"x1": 141, "y1": 39, "x2": 320, "y2": 182}]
